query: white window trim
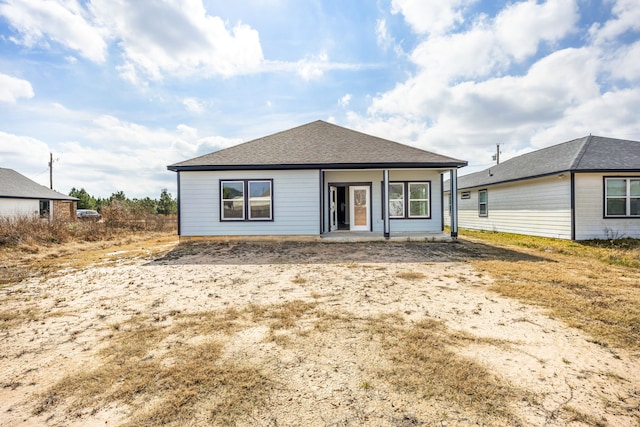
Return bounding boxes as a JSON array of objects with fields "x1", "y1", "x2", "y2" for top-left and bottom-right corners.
[
  {"x1": 248, "y1": 180, "x2": 273, "y2": 221},
  {"x1": 221, "y1": 179, "x2": 273, "y2": 222},
  {"x1": 478, "y1": 189, "x2": 488, "y2": 217},
  {"x1": 388, "y1": 182, "x2": 405, "y2": 218},
  {"x1": 408, "y1": 182, "x2": 430, "y2": 218},
  {"x1": 605, "y1": 177, "x2": 640, "y2": 218}
]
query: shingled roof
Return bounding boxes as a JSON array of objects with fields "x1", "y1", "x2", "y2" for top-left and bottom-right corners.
[
  {"x1": 0, "y1": 168, "x2": 77, "y2": 201},
  {"x1": 168, "y1": 120, "x2": 467, "y2": 171},
  {"x1": 451, "y1": 135, "x2": 640, "y2": 190}
]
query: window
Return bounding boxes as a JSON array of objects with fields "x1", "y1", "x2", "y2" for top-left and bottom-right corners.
[
  {"x1": 39, "y1": 200, "x2": 50, "y2": 219},
  {"x1": 388, "y1": 183, "x2": 405, "y2": 218},
  {"x1": 248, "y1": 181, "x2": 272, "y2": 220},
  {"x1": 461, "y1": 191, "x2": 471, "y2": 199},
  {"x1": 605, "y1": 178, "x2": 640, "y2": 217},
  {"x1": 408, "y1": 182, "x2": 429, "y2": 218},
  {"x1": 478, "y1": 189, "x2": 488, "y2": 217},
  {"x1": 221, "y1": 180, "x2": 272, "y2": 221},
  {"x1": 384, "y1": 181, "x2": 430, "y2": 219}
]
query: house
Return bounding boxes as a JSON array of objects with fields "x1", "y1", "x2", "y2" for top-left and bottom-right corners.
[
  {"x1": 167, "y1": 120, "x2": 467, "y2": 240},
  {"x1": 444, "y1": 135, "x2": 640, "y2": 240},
  {"x1": 0, "y1": 167, "x2": 78, "y2": 221}
]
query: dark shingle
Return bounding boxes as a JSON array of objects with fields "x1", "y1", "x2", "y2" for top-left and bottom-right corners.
[
  {"x1": 451, "y1": 135, "x2": 640, "y2": 190},
  {"x1": 168, "y1": 120, "x2": 466, "y2": 170},
  {"x1": 0, "y1": 168, "x2": 77, "y2": 200}
]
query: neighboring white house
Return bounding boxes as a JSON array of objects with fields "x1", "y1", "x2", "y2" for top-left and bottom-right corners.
[
  {"x1": 444, "y1": 135, "x2": 640, "y2": 240},
  {"x1": 0, "y1": 167, "x2": 78, "y2": 220},
  {"x1": 168, "y1": 120, "x2": 467, "y2": 240}
]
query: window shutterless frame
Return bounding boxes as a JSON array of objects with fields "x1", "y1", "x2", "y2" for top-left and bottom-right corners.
[
  {"x1": 604, "y1": 177, "x2": 640, "y2": 218},
  {"x1": 478, "y1": 189, "x2": 488, "y2": 217},
  {"x1": 382, "y1": 181, "x2": 431, "y2": 220},
  {"x1": 220, "y1": 179, "x2": 273, "y2": 221}
]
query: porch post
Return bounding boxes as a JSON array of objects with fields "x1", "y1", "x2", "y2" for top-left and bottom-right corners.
[
  {"x1": 383, "y1": 169, "x2": 390, "y2": 238},
  {"x1": 450, "y1": 168, "x2": 458, "y2": 240}
]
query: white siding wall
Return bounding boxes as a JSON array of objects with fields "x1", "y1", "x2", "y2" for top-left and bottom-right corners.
[
  {"x1": 179, "y1": 170, "x2": 320, "y2": 236},
  {"x1": 323, "y1": 169, "x2": 444, "y2": 233},
  {"x1": 574, "y1": 172, "x2": 640, "y2": 240},
  {"x1": 452, "y1": 175, "x2": 573, "y2": 239},
  {"x1": 0, "y1": 198, "x2": 39, "y2": 218}
]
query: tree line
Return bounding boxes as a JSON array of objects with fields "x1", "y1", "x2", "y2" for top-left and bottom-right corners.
[{"x1": 69, "y1": 188, "x2": 177, "y2": 215}]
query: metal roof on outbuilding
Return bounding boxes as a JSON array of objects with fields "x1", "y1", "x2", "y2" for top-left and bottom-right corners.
[
  {"x1": 0, "y1": 167, "x2": 78, "y2": 201},
  {"x1": 168, "y1": 120, "x2": 467, "y2": 171}
]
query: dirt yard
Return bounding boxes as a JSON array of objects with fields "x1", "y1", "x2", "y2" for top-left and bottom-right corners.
[{"x1": 1, "y1": 238, "x2": 638, "y2": 426}]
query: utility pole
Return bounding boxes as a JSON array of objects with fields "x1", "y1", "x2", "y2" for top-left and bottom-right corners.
[
  {"x1": 49, "y1": 152, "x2": 53, "y2": 189},
  {"x1": 492, "y1": 144, "x2": 501, "y2": 164}
]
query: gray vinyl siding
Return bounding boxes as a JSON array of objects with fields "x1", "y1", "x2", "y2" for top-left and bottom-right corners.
[
  {"x1": 179, "y1": 170, "x2": 319, "y2": 236},
  {"x1": 453, "y1": 175, "x2": 572, "y2": 239},
  {"x1": 574, "y1": 172, "x2": 640, "y2": 240},
  {"x1": 323, "y1": 169, "x2": 445, "y2": 233}
]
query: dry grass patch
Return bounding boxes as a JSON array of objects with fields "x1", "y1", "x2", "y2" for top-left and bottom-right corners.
[
  {"x1": 35, "y1": 313, "x2": 272, "y2": 426},
  {"x1": 396, "y1": 270, "x2": 426, "y2": 280},
  {"x1": 369, "y1": 314, "x2": 522, "y2": 424},
  {"x1": 464, "y1": 230, "x2": 640, "y2": 351}
]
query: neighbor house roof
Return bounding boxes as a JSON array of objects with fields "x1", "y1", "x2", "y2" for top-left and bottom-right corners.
[
  {"x1": 168, "y1": 120, "x2": 467, "y2": 171},
  {"x1": 0, "y1": 168, "x2": 78, "y2": 201},
  {"x1": 448, "y1": 135, "x2": 640, "y2": 191}
]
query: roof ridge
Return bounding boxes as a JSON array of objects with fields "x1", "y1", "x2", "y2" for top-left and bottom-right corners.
[{"x1": 569, "y1": 135, "x2": 592, "y2": 170}]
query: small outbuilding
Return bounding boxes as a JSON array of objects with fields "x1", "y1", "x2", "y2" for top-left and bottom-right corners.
[
  {"x1": 168, "y1": 120, "x2": 467, "y2": 240},
  {"x1": 0, "y1": 167, "x2": 78, "y2": 221},
  {"x1": 445, "y1": 135, "x2": 640, "y2": 240}
]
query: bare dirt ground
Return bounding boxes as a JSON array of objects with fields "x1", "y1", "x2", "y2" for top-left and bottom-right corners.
[{"x1": 1, "y1": 238, "x2": 639, "y2": 426}]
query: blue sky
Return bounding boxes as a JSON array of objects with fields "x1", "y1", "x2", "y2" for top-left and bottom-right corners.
[{"x1": 1, "y1": 0, "x2": 639, "y2": 199}]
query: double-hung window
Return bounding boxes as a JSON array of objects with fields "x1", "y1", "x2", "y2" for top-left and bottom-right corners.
[
  {"x1": 408, "y1": 182, "x2": 429, "y2": 218},
  {"x1": 388, "y1": 183, "x2": 405, "y2": 218},
  {"x1": 478, "y1": 189, "x2": 488, "y2": 217},
  {"x1": 385, "y1": 181, "x2": 430, "y2": 219},
  {"x1": 605, "y1": 178, "x2": 640, "y2": 217},
  {"x1": 221, "y1": 179, "x2": 273, "y2": 221}
]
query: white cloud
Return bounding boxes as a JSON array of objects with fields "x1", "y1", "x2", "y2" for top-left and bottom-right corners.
[
  {"x1": 296, "y1": 52, "x2": 329, "y2": 80},
  {"x1": 91, "y1": 0, "x2": 264, "y2": 81},
  {"x1": 182, "y1": 97, "x2": 205, "y2": 114},
  {"x1": 0, "y1": 0, "x2": 107, "y2": 62},
  {"x1": 391, "y1": 0, "x2": 476, "y2": 36},
  {"x1": 0, "y1": 73, "x2": 34, "y2": 103},
  {"x1": 338, "y1": 93, "x2": 352, "y2": 107},
  {"x1": 589, "y1": 0, "x2": 640, "y2": 45}
]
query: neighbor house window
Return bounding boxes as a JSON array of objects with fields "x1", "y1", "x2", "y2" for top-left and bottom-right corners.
[
  {"x1": 478, "y1": 189, "x2": 488, "y2": 217},
  {"x1": 605, "y1": 178, "x2": 640, "y2": 217},
  {"x1": 221, "y1": 180, "x2": 273, "y2": 221},
  {"x1": 384, "y1": 181, "x2": 431, "y2": 219},
  {"x1": 39, "y1": 200, "x2": 50, "y2": 219}
]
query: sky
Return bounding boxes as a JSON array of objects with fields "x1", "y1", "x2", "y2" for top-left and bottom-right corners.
[{"x1": 1, "y1": 0, "x2": 639, "y2": 199}]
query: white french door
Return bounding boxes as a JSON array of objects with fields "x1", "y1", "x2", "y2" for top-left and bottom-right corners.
[
  {"x1": 329, "y1": 186, "x2": 338, "y2": 231},
  {"x1": 349, "y1": 186, "x2": 370, "y2": 231}
]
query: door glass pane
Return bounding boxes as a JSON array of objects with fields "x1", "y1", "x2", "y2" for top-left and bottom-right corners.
[
  {"x1": 607, "y1": 179, "x2": 626, "y2": 196},
  {"x1": 353, "y1": 189, "x2": 367, "y2": 226},
  {"x1": 607, "y1": 198, "x2": 626, "y2": 216}
]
